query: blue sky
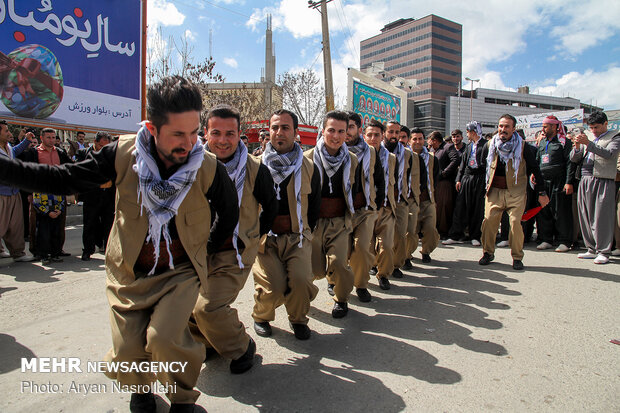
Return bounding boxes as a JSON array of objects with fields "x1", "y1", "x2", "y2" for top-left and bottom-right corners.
[{"x1": 148, "y1": 0, "x2": 620, "y2": 110}]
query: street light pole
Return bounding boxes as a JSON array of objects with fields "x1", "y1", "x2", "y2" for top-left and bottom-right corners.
[{"x1": 465, "y1": 77, "x2": 479, "y2": 122}]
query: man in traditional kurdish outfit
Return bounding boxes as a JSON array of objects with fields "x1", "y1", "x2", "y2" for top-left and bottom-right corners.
[
  {"x1": 307, "y1": 111, "x2": 360, "y2": 317},
  {"x1": 252, "y1": 109, "x2": 322, "y2": 340},
  {"x1": 534, "y1": 115, "x2": 575, "y2": 253},
  {"x1": 365, "y1": 120, "x2": 396, "y2": 290},
  {"x1": 479, "y1": 114, "x2": 549, "y2": 270},
  {"x1": 0, "y1": 76, "x2": 239, "y2": 412},
  {"x1": 190, "y1": 104, "x2": 277, "y2": 374},
  {"x1": 443, "y1": 121, "x2": 488, "y2": 247},
  {"x1": 343, "y1": 112, "x2": 384, "y2": 302},
  {"x1": 571, "y1": 111, "x2": 620, "y2": 264},
  {"x1": 408, "y1": 128, "x2": 440, "y2": 264}
]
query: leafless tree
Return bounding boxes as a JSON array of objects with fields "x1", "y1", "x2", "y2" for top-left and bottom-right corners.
[{"x1": 278, "y1": 69, "x2": 326, "y2": 127}]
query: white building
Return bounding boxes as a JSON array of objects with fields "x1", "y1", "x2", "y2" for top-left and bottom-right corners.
[{"x1": 446, "y1": 87, "x2": 599, "y2": 137}]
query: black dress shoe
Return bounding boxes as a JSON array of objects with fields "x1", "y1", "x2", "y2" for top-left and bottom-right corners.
[
  {"x1": 327, "y1": 283, "x2": 335, "y2": 296},
  {"x1": 81, "y1": 252, "x2": 91, "y2": 261},
  {"x1": 378, "y1": 276, "x2": 390, "y2": 290},
  {"x1": 230, "y1": 337, "x2": 255, "y2": 374},
  {"x1": 369, "y1": 266, "x2": 378, "y2": 276},
  {"x1": 331, "y1": 301, "x2": 348, "y2": 318},
  {"x1": 478, "y1": 252, "x2": 494, "y2": 265},
  {"x1": 253, "y1": 321, "x2": 272, "y2": 337},
  {"x1": 290, "y1": 322, "x2": 311, "y2": 340},
  {"x1": 59, "y1": 250, "x2": 71, "y2": 257},
  {"x1": 421, "y1": 254, "x2": 431, "y2": 263},
  {"x1": 512, "y1": 260, "x2": 524, "y2": 270},
  {"x1": 401, "y1": 259, "x2": 414, "y2": 270},
  {"x1": 169, "y1": 403, "x2": 196, "y2": 413},
  {"x1": 129, "y1": 392, "x2": 156, "y2": 413},
  {"x1": 391, "y1": 268, "x2": 403, "y2": 278},
  {"x1": 356, "y1": 288, "x2": 371, "y2": 302}
]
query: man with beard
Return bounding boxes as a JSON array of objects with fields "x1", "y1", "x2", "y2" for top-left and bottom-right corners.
[
  {"x1": 534, "y1": 115, "x2": 575, "y2": 253},
  {"x1": 444, "y1": 121, "x2": 487, "y2": 246},
  {"x1": 408, "y1": 128, "x2": 440, "y2": 263},
  {"x1": 252, "y1": 109, "x2": 321, "y2": 339},
  {"x1": 479, "y1": 114, "x2": 549, "y2": 270},
  {"x1": 0, "y1": 76, "x2": 239, "y2": 412},
  {"x1": 384, "y1": 121, "x2": 412, "y2": 279},
  {"x1": 451, "y1": 129, "x2": 466, "y2": 155},
  {"x1": 307, "y1": 110, "x2": 360, "y2": 317},
  {"x1": 338, "y1": 111, "x2": 384, "y2": 302},
  {"x1": 191, "y1": 104, "x2": 277, "y2": 373},
  {"x1": 365, "y1": 120, "x2": 396, "y2": 290}
]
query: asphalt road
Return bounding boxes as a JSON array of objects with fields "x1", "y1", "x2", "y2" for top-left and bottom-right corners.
[{"x1": 1, "y1": 225, "x2": 618, "y2": 412}]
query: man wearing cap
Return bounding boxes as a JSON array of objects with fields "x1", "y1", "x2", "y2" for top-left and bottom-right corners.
[
  {"x1": 307, "y1": 110, "x2": 360, "y2": 318},
  {"x1": 479, "y1": 114, "x2": 549, "y2": 270},
  {"x1": 534, "y1": 115, "x2": 576, "y2": 253},
  {"x1": 191, "y1": 104, "x2": 277, "y2": 374},
  {"x1": 365, "y1": 120, "x2": 396, "y2": 290},
  {"x1": 342, "y1": 112, "x2": 384, "y2": 302},
  {"x1": 444, "y1": 121, "x2": 488, "y2": 246},
  {"x1": 571, "y1": 111, "x2": 620, "y2": 264},
  {"x1": 252, "y1": 109, "x2": 322, "y2": 340}
]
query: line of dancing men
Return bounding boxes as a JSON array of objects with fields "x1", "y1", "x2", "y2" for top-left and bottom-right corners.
[{"x1": 1, "y1": 76, "x2": 618, "y2": 413}]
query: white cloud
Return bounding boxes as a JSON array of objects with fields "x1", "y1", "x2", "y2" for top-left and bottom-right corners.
[
  {"x1": 184, "y1": 29, "x2": 196, "y2": 42},
  {"x1": 247, "y1": 0, "x2": 620, "y2": 108},
  {"x1": 223, "y1": 57, "x2": 239, "y2": 68},
  {"x1": 148, "y1": 0, "x2": 185, "y2": 28},
  {"x1": 532, "y1": 67, "x2": 620, "y2": 109}
]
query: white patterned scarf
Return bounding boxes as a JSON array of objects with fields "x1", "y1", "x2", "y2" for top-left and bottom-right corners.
[
  {"x1": 262, "y1": 141, "x2": 305, "y2": 247},
  {"x1": 207, "y1": 141, "x2": 247, "y2": 269},
  {"x1": 347, "y1": 136, "x2": 371, "y2": 209},
  {"x1": 377, "y1": 145, "x2": 390, "y2": 207},
  {"x1": 313, "y1": 137, "x2": 354, "y2": 214},
  {"x1": 132, "y1": 124, "x2": 205, "y2": 275},
  {"x1": 486, "y1": 132, "x2": 523, "y2": 186}
]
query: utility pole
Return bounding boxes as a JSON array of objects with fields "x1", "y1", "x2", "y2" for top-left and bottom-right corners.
[
  {"x1": 309, "y1": 0, "x2": 335, "y2": 112},
  {"x1": 465, "y1": 77, "x2": 479, "y2": 122}
]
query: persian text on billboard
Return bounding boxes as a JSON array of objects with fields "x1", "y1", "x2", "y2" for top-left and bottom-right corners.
[{"x1": 0, "y1": 0, "x2": 141, "y2": 132}]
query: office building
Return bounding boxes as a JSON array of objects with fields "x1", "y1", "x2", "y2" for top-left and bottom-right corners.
[{"x1": 360, "y1": 15, "x2": 462, "y2": 135}]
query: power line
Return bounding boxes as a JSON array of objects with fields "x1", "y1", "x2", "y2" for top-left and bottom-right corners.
[{"x1": 335, "y1": 0, "x2": 359, "y2": 64}]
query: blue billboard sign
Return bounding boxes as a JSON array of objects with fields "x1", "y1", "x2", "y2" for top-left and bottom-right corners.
[
  {"x1": 0, "y1": 0, "x2": 143, "y2": 132},
  {"x1": 352, "y1": 80, "x2": 401, "y2": 127}
]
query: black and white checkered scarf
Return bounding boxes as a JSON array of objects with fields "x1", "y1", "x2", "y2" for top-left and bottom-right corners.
[
  {"x1": 133, "y1": 124, "x2": 204, "y2": 275},
  {"x1": 377, "y1": 145, "x2": 390, "y2": 207},
  {"x1": 313, "y1": 137, "x2": 354, "y2": 215},
  {"x1": 207, "y1": 141, "x2": 247, "y2": 269},
  {"x1": 262, "y1": 141, "x2": 305, "y2": 247},
  {"x1": 385, "y1": 141, "x2": 406, "y2": 201},
  {"x1": 347, "y1": 136, "x2": 371, "y2": 210},
  {"x1": 486, "y1": 132, "x2": 522, "y2": 186}
]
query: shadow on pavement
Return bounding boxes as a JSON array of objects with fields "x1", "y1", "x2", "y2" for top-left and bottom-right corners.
[
  {"x1": 0, "y1": 334, "x2": 37, "y2": 374},
  {"x1": 197, "y1": 352, "x2": 406, "y2": 412},
  {"x1": 526, "y1": 264, "x2": 619, "y2": 283}
]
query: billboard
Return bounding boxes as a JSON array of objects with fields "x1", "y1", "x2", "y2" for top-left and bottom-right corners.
[
  {"x1": 347, "y1": 68, "x2": 407, "y2": 129},
  {"x1": 352, "y1": 80, "x2": 402, "y2": 127},
  {"x1": 0, "y1": 0, "x2": 144, "y2": 133},
  {"x1": 515, "y1": 108, "x2": 584, "y2": 143}
]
